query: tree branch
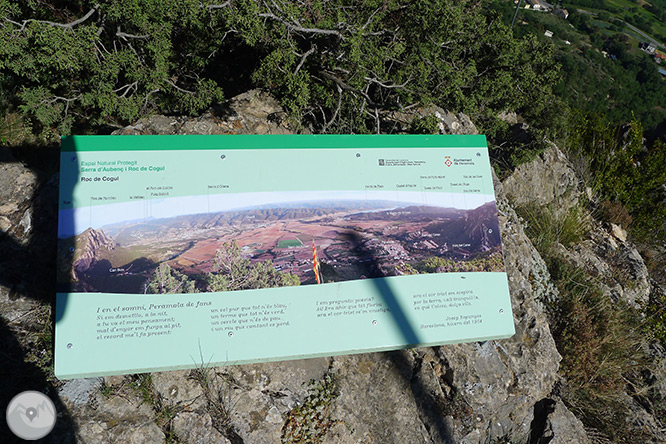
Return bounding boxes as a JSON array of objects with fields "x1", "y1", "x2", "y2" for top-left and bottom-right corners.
[
  {"x1": 167, "y1": 79, "x2": 195, "y2": 94},
  {"x1": 322, "y1": 84, "x2": 343, "y2": 133},
  {"x1": 363, "y1": 76, "x2": 411, "y2": 89},
  {"x1": 141, "y1": 88, "x2": 160, "y2": 112},
  {"x1": 258, "y1": 12, "x2": 343, "y2": 39},
  {"x1": 7, "y1": 4, "x2": 100, "y2": 31},
  {"x1": 362, "y1": 6, "x2": 382, "y2": 30},
  {"x1": 116, "y1": 26, "x2": 150, "y2": 40},
  {"x1": 113, "y1": 81, "x2": 138, "y2": 98},
  {"x1": 294, "y1": 45, "x2": 316, "y2": 75},
  {"x1": 320, "y1": 71, "x2": 374, "y2": 105},
  {"x1": 207, "y1": 2, "x2": 231, "y2": 10},
  {"x1": 41, "y1": 94, "x2": 82, "y2": 118}
]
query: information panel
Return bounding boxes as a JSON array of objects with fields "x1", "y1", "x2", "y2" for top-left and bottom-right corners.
[{"x1": 55, "y1": 135, "x2": 514, "y2": 379}]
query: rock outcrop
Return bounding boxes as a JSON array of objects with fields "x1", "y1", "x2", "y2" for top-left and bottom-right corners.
[
  {"x1": 112, "y1": 90, "x2": 295, "y2": 136},
  {"x1": 51, "y1": 91, "x2": 582, "y2": 444},
  {"x1": 7, "y1": 89, "x2": 660, "y2": 443},
  {"x1": 502, "y1": 144, "x2": 666, "y2": 443},
  {"x1": 72, "y1": 228, "x2": 115, "y2": 273},
  {"x1": 501, "y1": 144, "x2": 581, "y2": 217}
]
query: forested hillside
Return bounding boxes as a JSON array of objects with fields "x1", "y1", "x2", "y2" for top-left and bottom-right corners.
[{"x1": 1, "y1": 0, "x2": 558, "y2": 137}]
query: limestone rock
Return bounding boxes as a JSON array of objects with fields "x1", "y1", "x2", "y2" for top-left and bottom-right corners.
[
  {"x1": 321, "y1": 352, "x2": 435, "y2": 444},
  {"x1": 71, "y1": 393, "x2": 164, "y2": 444},
  {"x1": 503, "y1": 143, "x2": 652, "y2": 307},
  {"x1": 532, "y1": 399, "x2": 590, "y2": 444},
  {"x1": 172, "y1": 412, "x2": 231, "y2": 444},
  {"x1": 227, "y1": 358, "x2": 330, "y2": 444},
  {"x1": 384, "y1": 104, "x2": 479, "y2": 135},
  {"x1": 502, "y1": 145, "x2": 580, "y2": 216},
  {"x1": 152, "y1": 370, "x2": 206, "y2": 410},
  {"x1": 0, "y1": 150, "x2": 39, "y2": 243},
  {"x1": 112, "y1": 89, "x2": 294, "y2": 136},
  {"x1": 59, "y1": 378, "x2": 103, "y2": 406},
  {"x1": 611, "y1": 223, "x2": 628, "y2": 242}
]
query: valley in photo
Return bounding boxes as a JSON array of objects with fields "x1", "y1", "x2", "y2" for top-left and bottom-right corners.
[{"x1": 57, "y1": 192, "x2": 505, "y2": 294}]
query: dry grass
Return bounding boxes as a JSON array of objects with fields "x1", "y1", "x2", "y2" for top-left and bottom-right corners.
[
  {"x1": 516, "y1": 203, "x2": 589, "y2": 252},
  {"x1": 515, "y1": 202, "x2": 659, "y2": 442}
]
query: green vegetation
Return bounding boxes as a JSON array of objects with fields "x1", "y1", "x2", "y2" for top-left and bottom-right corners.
[
  {"x1": 277, "y1": 239, "x2": 303, "y2": 248},
  {"x1": 548, "y1": 260, "x2": 648, "y2": 443},
  {"x1": 0, "y1": 0, "x2": 225, "y2": 138},
  {"x1": 145, "y1": 242, "x2": 300, "y2": 294},
  {"x1": 189, "y1": 366, "x2": 238, "y2": 440},
  {"x1": 146, "y1": 263, "x2": 198, "y2": 294},
  {"x1": 282, "y1": 373, "x2": 339, "y2": 444},
  {"x1": 21, "y1": 304, "x2": 55, "y2": 379},
  {"x1": 207, "y1": 241, "x2": 300, "y2": 291},
  {"x1": 500, "y1": 2, "x2": 666, "y2": 131},
  {"x1": 646, "y1": 287, "x2": 666, "y2": 346},
  {"x1": 515, "y1": 203, "x2": 657, "y2": 442},
  {"x1": 414, "y1": 251, "x2": 505, "y2": 274},
  {"x1": 128, "y1": 373, "x2": 183, "y2": 443},
  {"x1": 0, "y1": 0, "x2": 558, "y2": 138},
  {"x1": 515, "y1": 204, "x2": 589, "y2": 252},
  {"x1": 565, "y1": 114, "x2": 666, "y2": 241}
]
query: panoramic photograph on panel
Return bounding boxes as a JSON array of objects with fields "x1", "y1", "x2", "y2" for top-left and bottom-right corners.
[{"x1": 57, "y1": 191, "x2": 505, "y2": 294}]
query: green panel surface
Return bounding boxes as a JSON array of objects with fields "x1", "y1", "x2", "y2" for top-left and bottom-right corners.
[{"x1": 55, "y1": 135, "x2": 514, "y2": 379}]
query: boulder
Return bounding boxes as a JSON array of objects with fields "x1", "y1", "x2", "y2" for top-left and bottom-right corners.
[
  {"x1": 112, "y1": 90, "x2": 294, "y2": 136},
  {"x1": 0, "y1": 90, "x2": 594, "y2": 443},
  {"x1": 502, "y1": 145, "x2": 580, "y2": 216}
]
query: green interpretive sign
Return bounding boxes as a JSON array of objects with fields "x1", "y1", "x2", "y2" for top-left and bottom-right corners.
[{"x1": 55, "y1": 135, "x2": 514, "y2": 379}]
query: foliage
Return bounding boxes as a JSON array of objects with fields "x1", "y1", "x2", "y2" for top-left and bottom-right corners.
[
  {"x1": 282, "y1": 373, "x2": 339, "y2": 444},
  {"x1": 0, "y1": 0, "x2": 226, "y2": 136},
  {"x1": 0, "y1": 112, "x2": 33, "y2": 145},
  {"x1": 144, "y1": 242, "x2": 299, "y2": 294},
  {"x1": 516, "y1": 204, "x2": 588, "y2": 252},
  {"x1": 414, "y1": 251, "x2": 505, "y2": 274},
  {"x1": 409, "y1": 115, "x2": 440, "y2": 135},
  {"x1": 516, "y1": 202, "x2": 653, "y2": 442},
  {"x1": 146, "y1": 262, "x2": 197, "y2": 294},
  {"x1": 189, "y1": 366, "x2": 238, "y2": 440},
  {"x1": 565, "y1": 113, "x2": 666, "y2": 241},
  {"x1": 0, "y1": 0, "x2": 560, "y2": 136},
  {"x1": 128, "y1": 373, "x2": 182, "y2": 443},
  {"x1": 207, "y1": 241, "x2": 300, "y2": 291},
  {"x1": 597, "y1": 199, "x2": 633, "y2": 228},
  {"x1": 239, "y1": 0, "x2": 560, "y2": 133},
  {"x1": 498, "y1": 0, "x2": 666, "y2": 134},
  {"x1": 549, "y1": 260, "x2": 648, "y2": 443},
  {"x1": 645, "y1": 286, "x2": 666, "y2": 347}
]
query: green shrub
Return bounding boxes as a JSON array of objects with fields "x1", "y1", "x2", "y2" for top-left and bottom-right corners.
[
  {"x1": 566, "y1": 113, "x2": 666, "y2": 242},
  {"x1": 409, "y1": 115, "x2": 440, "y2": 135},
  {"x1": 515, "y1": 203, "x2": 588, "y2": 252},
  {"x1": 0, "y1": 0, "x2": 560, "y2": 137},
  {"x1": 645, "y1": 287, "x2": 666, "y2": 347},
  {"x1": 597, "y1": 200, "x2": 633, "y2": 229}
]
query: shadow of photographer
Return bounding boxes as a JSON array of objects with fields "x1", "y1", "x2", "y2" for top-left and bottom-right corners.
[{"x1": 0, "y1": 145, "x2": 78, "y2": 442}]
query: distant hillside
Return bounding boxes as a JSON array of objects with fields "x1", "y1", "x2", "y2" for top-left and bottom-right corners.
[
  {"x1": 57, "y1": 227, "x2": 114, "y2": 284},
  {"x1": 102, "y1": 200, "x2": 410, "y2": 241}
]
